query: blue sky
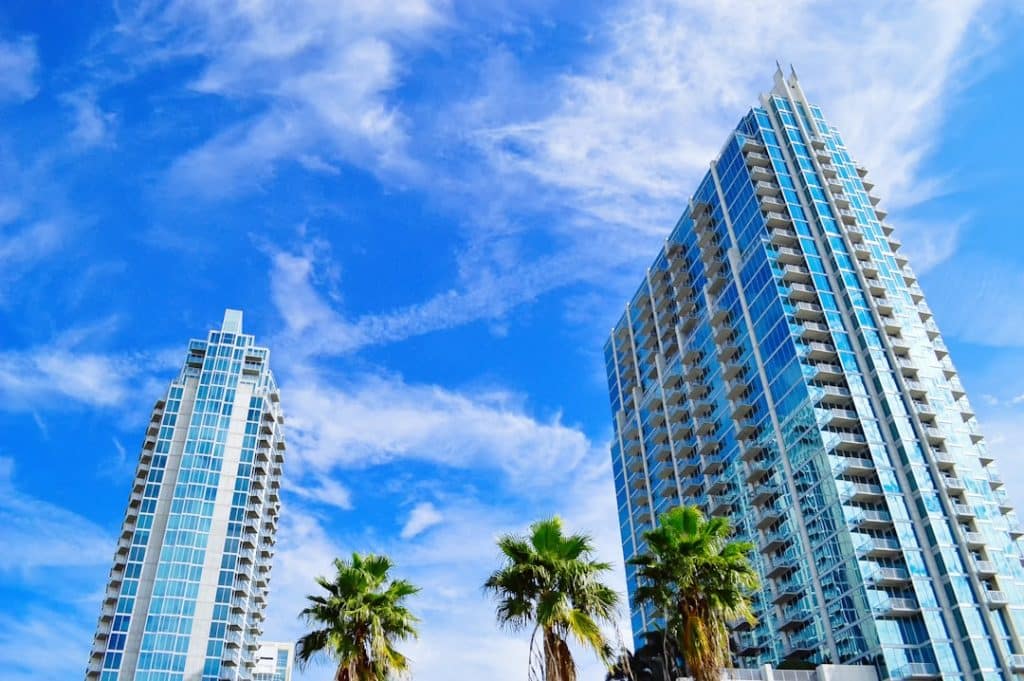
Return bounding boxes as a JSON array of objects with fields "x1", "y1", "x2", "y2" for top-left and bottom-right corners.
[{"x1": 2, "y1": 1, "x2": 1024, "y2": 679}]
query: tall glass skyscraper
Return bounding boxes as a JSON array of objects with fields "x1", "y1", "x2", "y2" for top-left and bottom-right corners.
[
  {"x1": 604, "y1": 69, "x2": 1024, "y2": 680},
  {"x1": 86, "y1": 310, "x2": 286, "y2": 681}
]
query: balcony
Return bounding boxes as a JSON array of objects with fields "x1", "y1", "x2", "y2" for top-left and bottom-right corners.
[
  {"x1": 784, "y1": 635, "x2": 817, "y2": 658},
  {"x1": 986, "y1": 590, "x2": 1008, "y2": 608},
  {"x1": 804, "y1": 340, "x2": 838, "y2": 362},
  {"x1": 779, "y1": 607, "x2": 813, "y2": 631},
  {"x1": 704, "y1": 450, "x2": 729, "y2": 474},
  {"x1": 718, "y1": 342, "x2": 741, "y2": 362},
  {"x1": 923, "y1": 426, "x2": 945, "y2": 445},
  {"x1": 756, "y1": 505, "x2": 785, "y2": 529},
  {"x1": 832, "y1": 454, "x2": 874, "y2": 476},
  {"x1": 765, "y1": 556, "x2": 799, "y2": 578},
  {"x1": 819, "y1": 163, "x2": 838, "y2": 177},
  {"x1": 973, "y1": 559, "x2": 996, "y2": 576},
  {"x1": 754, "y1": 180, "x2": 781, "y2": 197},
  {"x1": 800, "y1": 320, "x2": 831, "y2": 341},
  {"x1": 770, "y1": 226, "x2": 799, "y2": 246},
  {"x1": 903, "y1": 378, "x2": 927, "y2": 398},
  {"x1": 710, "y1": 493, "x2": 737, "y2": 516},
  {"x1": 745, "y1": 151, "x2": 772, "y2": 167},
  {"x1": 941, "y1": 476, "x2": 965, "y2": 492},
  {"x1": 824, "y1": 408, "x2": 860, "y2": 429},
  {"x1": 840, "y1": 481, "x2": 884, "y2": 502},
  {"x1": 817, "y1": 384, "x2": 853, "y2": 406},
  {"x1": 735, "y1": 418, "x2": 758, "y2": 440},
  {"x1": 781, "y1": 264, "x2": 811, "y2": 283},
  {"x1": 745, "y1": 458, "x2": 772, "y2": 484},
  {"x1": 763, "y1": 211, "x2": 791, "y2": 229},
  {"x1": 761, "y1": 528, "x2": 790, "y2": 552},
  {"x1": 751, "y1": 165, "x2": 773, "y2": 182},
  {"x1": 856, "y1": 536, "x2": 902, "y2": 557},
  {"x1": 953, "y1": 503, "x2": 975, "y2": 519},
  {"x1": 865, "y1": 566, "x2": 911, "y2": 587},
  {"x1": 699, "y1": 438, "x2": 721, "y2": 457},
  {"x1": 828, "y1": 430, "x2": 868, "y2": 453},
  {"x1": 679, "y1": 455, "x2": 700, "y2": 476},
  {"x1": 794, "y1": 301, "x2": 825, "y2": 321},
  {"x1": 890, "y1": 663, "x2": 939, "y2": 680},
  {"x1": 681, "y1": 475, "x2": 702, "y2": 496},
  {"x1": 787, "y1": 282, "x2": 817, "y2": 302},
  {"x1": 734, "y1": 635, "x2": 768, "y2": 657},
  {"x1": 874, "y1": 596, "x2": 918, "y2": 617},
  {"x1": 848, "y1": 508, "x2": 893, "y2": 530},
  {"x1": 752, "y1": 481, "x2": 782, "y2": 505},
  {"x1": 726, "y1": 378, "x2": 748, "y2": 400},
  {"x1": 772, "y1": 583, "x2": 802, "y2": 604},
  {"x1": 810, "y1": 362, "x2": 844, "y2": 382},
  {"x1": 931, "y1": 449, "x2": 955, "y2": 469},
  {"x1": 707, "y1": 271, "x2": 728, "y2": 294}
]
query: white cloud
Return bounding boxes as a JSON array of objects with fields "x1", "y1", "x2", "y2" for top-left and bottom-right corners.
[
  {"x1": 114, "y1": 0, "x2": 447, "y2": 198},
  {"x1": 0, "y1": 607, "x2": 98, "y2": 681},
  {"x1": 0, "y1": 35, "x2": 39, "y2": 103},
  {"x1": 471, "y1": 0, "x2": 994, "y2": 276},
  {"x1": 267, "y1": 243, "x2": 578, "y2": 356},
  {"x1": 0, "y1": 344, "x2": 150, "y2": 410},
  {"x1": 401, "y1": 502, "x2": 443, "y2": 539},
  {"x1": 0, "y1": 320, "x2": 177, "y2": 412},
  {"x1": 0, "y1": 457, "x2": 112, "y2": 574},
  {"x1": 61, "y1": 89, "x2": 117, "y2": 148},
  {"x1": 286, "y1": 476, "x2": 353, "y2": 510},
  {"x1": 924, "y1": 255, "x2": 1024, "y2": 348},
  {"x1": 283, "y1": 369, "x2": 591, "y2": 485}
]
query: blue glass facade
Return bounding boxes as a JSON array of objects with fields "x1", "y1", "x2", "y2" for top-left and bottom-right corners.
[
  {"x1": 605, "y1": 70, "x2": 1024, "y2": 680},
  {"x1": 87, "y1": 310, "x2": 285, "y2": 681}
]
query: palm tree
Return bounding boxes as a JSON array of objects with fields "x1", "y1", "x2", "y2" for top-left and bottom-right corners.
[
  {"x1": 296, "y1": 552, "x2": 419, "y2": 681},
  {"x1": 629, "y1": 506, "x2": 758, "y2": 681},
  {"x1": 484, "y1": 516, "x2": 620, "y2": 681}
]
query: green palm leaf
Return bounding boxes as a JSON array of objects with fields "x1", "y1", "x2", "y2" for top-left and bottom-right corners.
[{"x1": 296, "y1": 552, "x2": 419, "y2": 681}]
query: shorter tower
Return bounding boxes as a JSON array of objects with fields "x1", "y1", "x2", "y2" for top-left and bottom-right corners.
[
  {"x1": 253, "y1": 642, "x2": 294, "y2": 681},
  {"x1": 87, "y1": 310, "x2": 286, "y2": 681}
]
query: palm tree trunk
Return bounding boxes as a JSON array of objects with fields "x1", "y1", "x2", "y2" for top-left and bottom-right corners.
[{"x1": 544, "y1": 628, "x2": 559, "y2": 681}]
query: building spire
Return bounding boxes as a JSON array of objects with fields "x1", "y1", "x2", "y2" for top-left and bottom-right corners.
[{"x1": 222, "y1": 308, "x2": 243, "y2": 334}]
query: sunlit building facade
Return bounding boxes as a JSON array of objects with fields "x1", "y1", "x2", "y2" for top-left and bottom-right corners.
[
  {"x1": 253, "y1": 642, "x2": 293, "y2": 681},
  {"x1": 87, "y1": 310, "x2": 286, "y2": 681},
  {"x1": 605, "y1": 70, "x2": 1024, "y2": 680}
]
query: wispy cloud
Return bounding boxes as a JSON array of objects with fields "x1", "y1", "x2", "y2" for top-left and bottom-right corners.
[
  {"x1": 0, "y1": 606, "x2": 99, "y2": 681},
  {"x1": 925, "y1": 255, "x2": 1024, "y2": 348},
  {"x1": 468, "y1": 0, "x2": 997, "y2": 283},
  {"x1": 286, "y1": 476, "x2": 353, "y2": 510},
  {"x1": 267, "y1": 242, "x2": 581, "y2": 356},
  {"x1": 284, "y1": 368, "x2": 591, "y2": 485},
  {"x1": 61, "y1": 89, "x2": 118, "y2": 149},
  {"x1": 113, "y1": 0, "x2": 448, "y2": 198},
  {"x1": 0, "y1": 320, "x2": 176, "y2": 412},
  {"x1": 0, "y1": 457, "x2": 112, "y2": 574},
  {"x1": 400, "y1": 501, "x2": 443, "y2": 539},
  {"x1": 0, "y1": 35, "x2": 39, "y2": 103}
]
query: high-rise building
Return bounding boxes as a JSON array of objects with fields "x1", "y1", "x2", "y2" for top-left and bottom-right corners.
[
  {"x1": 87, "y1": 310, "x2": 286, "y2": 681},
  {"x1": 253, "y1": 642, "x2": 293, "y2": 681},
  {"x1": 604, "y1": 69, "x2": 1024, "y2": 680}
]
